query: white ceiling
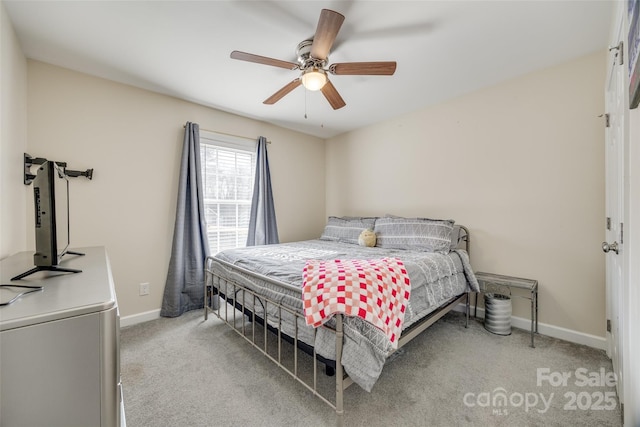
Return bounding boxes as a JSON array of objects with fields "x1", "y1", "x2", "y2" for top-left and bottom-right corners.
[{"x1": 4, "y1": 0, "x2": 613, "y2": 139}]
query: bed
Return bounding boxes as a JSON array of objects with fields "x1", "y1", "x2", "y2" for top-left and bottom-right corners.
[{"x1": 204, "y1": 216, "x2": 479, "y2": 426}]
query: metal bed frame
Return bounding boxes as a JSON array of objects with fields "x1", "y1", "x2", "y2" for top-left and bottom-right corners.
[{"x1": 204, "y1": 226, "x2": 471, "y2": 427}]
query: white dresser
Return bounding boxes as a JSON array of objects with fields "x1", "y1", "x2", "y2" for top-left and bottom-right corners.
[{"x1": 0, "y1": 247, "x2": 124, "y2": 427}]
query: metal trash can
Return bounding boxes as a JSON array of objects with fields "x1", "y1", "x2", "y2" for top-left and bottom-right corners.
[{"x1": 484, "y1": 293, "x2": 512, "y2": 335}]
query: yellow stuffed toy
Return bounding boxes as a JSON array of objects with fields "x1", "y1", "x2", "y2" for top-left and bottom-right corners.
[{"x1": 358, "y1": 229, "x2": 377, "y2": 247}]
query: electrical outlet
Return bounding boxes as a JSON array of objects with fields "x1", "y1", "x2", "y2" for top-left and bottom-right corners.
[{"x1": 139, "y1": 282, "x2": 150, "y2": 296}]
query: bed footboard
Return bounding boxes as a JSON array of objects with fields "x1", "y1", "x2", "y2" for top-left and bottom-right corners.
[{"x1": 204, "y1": 256, "x2": 352, "y2": 426}]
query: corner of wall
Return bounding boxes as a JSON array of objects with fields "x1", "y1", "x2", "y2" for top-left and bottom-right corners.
[{"x1": 0, "y1": 1, "x2": 29, "y2": 259}]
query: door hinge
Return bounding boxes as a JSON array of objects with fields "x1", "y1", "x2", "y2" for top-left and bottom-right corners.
[
  {"x1": 620, "y1": 223, "x2": 624, "y2": 244},
  {"x1": 605, "y1": 113, "x2": 610, "y2": 128},
  {"x1": 609, "y1": 41, "x2": 624, "y2": 66},
  {"x1": 607, "y1": 319, "x2": 611, "y2": 333},
  {"x1": 606, "y1": 217, "x2": 611, "y2": 230}
]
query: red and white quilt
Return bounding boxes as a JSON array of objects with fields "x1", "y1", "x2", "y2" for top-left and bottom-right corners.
[{"x1": 302, "y1": 258, "x2": 411, "y2": 348}]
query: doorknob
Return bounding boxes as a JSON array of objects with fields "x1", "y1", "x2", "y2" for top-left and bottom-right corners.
[{"x1": 602, "y1": 241, "x2": 619, "y2": 254}]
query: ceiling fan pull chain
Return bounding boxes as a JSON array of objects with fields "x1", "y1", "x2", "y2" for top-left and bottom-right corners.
[{"x1": 304, "y1": 88, "x2": 308, "y2": 119}]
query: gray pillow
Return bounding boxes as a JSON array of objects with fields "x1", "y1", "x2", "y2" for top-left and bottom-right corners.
[
  {"x1": 319, "y1": 216, "x2": 376, "y2": 245},
  {"x1": 374, "y1": 217, "x2": 454, "y2": 252}
]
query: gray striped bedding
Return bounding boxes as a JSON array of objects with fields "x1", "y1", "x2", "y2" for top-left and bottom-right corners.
[{"x1": 210, "y1": 239, "x2": 479, "y2": 391}]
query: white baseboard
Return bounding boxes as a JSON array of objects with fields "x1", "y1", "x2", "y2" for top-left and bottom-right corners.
[
  {"x1": 119, "y1": 304, "x2": 607, "y2": 351},
  {"x1": 454, "y1": 303, "x2": 607, "y2": 350},
  {"x1": 120, "y1": 309, "x2": 161, "y2": 328}
]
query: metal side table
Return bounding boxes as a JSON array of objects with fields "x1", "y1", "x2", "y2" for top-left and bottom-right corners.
[{"x1": 474, "y1": 272, "x2": 538, "y2": 347}]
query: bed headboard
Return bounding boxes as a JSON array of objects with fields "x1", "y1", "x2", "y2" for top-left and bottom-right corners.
[{"x1": 454, "y1": 225, "x2": 470, "y2": 256}]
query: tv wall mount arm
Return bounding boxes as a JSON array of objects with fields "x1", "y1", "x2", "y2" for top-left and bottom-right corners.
[{"x1": 24, "y1": 153, "x2": 93, "y2": 185}]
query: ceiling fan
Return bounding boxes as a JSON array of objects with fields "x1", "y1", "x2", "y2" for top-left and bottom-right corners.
[{"x1": 230, "y1": 9, "x2": 397, "y2": 110}]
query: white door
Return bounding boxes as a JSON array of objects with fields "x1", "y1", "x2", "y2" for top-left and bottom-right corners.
[{"x1": 604, "y1": 36, "x2": 625, "y2": 402}]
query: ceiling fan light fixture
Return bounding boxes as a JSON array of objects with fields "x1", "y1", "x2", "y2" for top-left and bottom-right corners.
[{"x1": 301, "y1": 68, "x2": 327, "y2": 91}]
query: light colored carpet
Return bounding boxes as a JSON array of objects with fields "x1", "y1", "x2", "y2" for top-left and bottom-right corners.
[{"x1": 120, "y1": 309, "x2": 622, "y2": 426}]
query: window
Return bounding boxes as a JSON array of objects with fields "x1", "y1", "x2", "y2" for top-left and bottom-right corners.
[{"x1": 200, "y1": 131, "x2": 256, "y2": 254}]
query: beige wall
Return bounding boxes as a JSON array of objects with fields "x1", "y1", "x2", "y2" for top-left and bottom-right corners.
[
  {"x1": 0, "y1": 1, "x2": 28, "y2": 258},
  {"x1": 25, "y1": 61, "x2": 325, "y2": 317},
  {"x1": 326, "y1": 51, "x2": 607, "y2": 338}
]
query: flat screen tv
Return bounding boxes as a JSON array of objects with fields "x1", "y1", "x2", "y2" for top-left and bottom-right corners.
[{"x1": 11, "y1": 158, "x2": 86, "y2": 280}]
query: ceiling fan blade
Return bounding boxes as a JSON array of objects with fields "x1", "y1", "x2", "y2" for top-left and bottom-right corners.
[
  {"x1": 231, "y1": 51, "x2": 298, "y2": 70},
  {"x1": 310, "y1": 9, "x2": 345, "y2": 60},
  {"x1": 329, "y1": 62, "x2": 397, "y2": 76},
  {"x1": 263, "y1": 79, "x2": 302, "y2": 105},
  {"x1": 320, "y1": 79, "x2": 346, "y2": 110}
]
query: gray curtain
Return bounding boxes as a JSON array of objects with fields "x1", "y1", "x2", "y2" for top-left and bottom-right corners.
[
  {"x1": 247, "y1": 136, "x2": 279, "y2": 246},
  {"x1": 161, "y1": 122, "x2": 210, "y2": 317}
]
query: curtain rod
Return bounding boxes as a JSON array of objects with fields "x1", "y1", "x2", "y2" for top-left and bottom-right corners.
[{"x1": 182, "y1": 125, "x2": 271, "y2": 144}]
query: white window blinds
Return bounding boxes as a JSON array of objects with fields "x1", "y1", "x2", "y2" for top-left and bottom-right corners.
[{"x1": 199, "y1": 131, "x2": 256, "y2": 254}]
